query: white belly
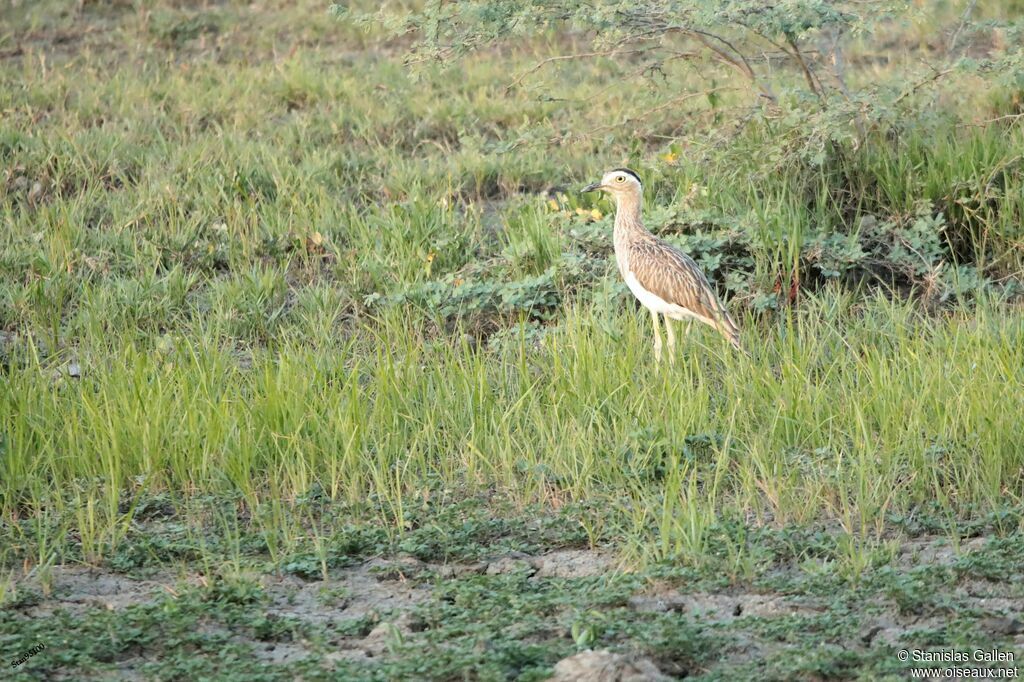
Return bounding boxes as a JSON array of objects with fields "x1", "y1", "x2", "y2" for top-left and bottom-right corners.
[{"x1": 624, "y1": 271, "x2": 716, "y2": 327}]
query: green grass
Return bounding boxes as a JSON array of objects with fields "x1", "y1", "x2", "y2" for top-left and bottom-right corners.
[
  {"x1": 3, "y1": 292, "x2": 1022, "y2": 567},
  {"x1": 1, "y1": 0, "x2": 1024, "y2": 678}
]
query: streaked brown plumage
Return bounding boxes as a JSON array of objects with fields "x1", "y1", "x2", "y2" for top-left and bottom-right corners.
[
  {"x1": 582, "y1": 168, "x2": 742, "y2": 360},
  {"x1": 624, "y1": 235, "x2": 741, "y2": 346}
]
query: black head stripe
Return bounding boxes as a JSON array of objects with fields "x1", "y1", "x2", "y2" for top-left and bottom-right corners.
[{"x1": 609, "y1": 167, "x2": 641, "y2": 184}]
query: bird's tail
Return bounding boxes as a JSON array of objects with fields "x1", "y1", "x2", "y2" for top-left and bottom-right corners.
[{"x1": 715, "y1": 311, "x2": 746, "y2": 355}]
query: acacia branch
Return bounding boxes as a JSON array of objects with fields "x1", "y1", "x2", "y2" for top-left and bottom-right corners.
[
  {"x1": 504, "y1": 47, "x2": 649, "y2": 93},
  {"x1": 748, "y1": 29, "x2": 824, "y2": 102},
  {"x1": 683, "y1": 29, "x2": 777, "y2": 103},
  {"x1": 957, "y1": 112, "x2": 1024, "y2": 128},
  {"x1": 892, "y1": 65, "x2": 955, "y2": 106},
  {"x1": 786, "y1": 36, "x2": 824, "y2": 101},
  {"x1": 827, "y1": 29, "x2": 867, "y2": 142},
  {"x1": 949, "y1": 0, "x2": 978, "y2": 53},
  {"x1": 574, "y1": 85, "x2": 739, "y2": 139}
]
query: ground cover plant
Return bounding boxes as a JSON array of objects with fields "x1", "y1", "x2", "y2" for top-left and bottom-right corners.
[{"x1": 1, "y1": 0, "x2": 1023, "y2": 679}]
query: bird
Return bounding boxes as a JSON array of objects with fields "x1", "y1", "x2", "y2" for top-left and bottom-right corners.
[{"x1": 581, "y1": 168, "x2": 743, "y2": 361}]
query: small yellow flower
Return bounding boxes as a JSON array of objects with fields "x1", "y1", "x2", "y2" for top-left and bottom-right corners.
[
  {"x1": 590, "y1": 208, "x2": 603, "y2": 221},
  {"x1": 426, "y1": 252, "x2": 436, "y2": 263},
  {"x1": 547, "y1": 199, "x2": 560, "y2": 211},
  {"x1": 662, "y1": 151, "x2": 679, "y2": 164},
  {"x1": 575, "y1": 207, "x2": 588, "y2": 217},
  {"x1": 454, "y1": 278, "x2": 464, "y2": 287}
]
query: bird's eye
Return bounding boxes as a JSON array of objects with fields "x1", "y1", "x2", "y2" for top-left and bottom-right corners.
[{"x1": 616, "y1": 176, "x2": 625, "y2": 183}]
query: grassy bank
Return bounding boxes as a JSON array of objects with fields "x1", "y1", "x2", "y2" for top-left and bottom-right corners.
[{"x1": 3, "y1": 293, "x2": 1023, "y2": 569}]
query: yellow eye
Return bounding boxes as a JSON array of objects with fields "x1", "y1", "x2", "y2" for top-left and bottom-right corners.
[{"x1": 616, "y1": 176, "x2": 625, "y2": 183}]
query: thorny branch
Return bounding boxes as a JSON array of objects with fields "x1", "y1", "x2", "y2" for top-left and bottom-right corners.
[
  {"x1": 397, "y1": 2, "x2": 982, "y2": 153},
  {"x1": 892, "y1": 65, "x2": 956, "y2": 106},
  {"x1": 785, "y1": 36, "x2": 824, "y2": 101},
  {"x1": 504, "y1": 48, "x2": 648, "y2": 93},
  {"x1": 569, "y1": 85, "x2": 739, "y2": 141}
]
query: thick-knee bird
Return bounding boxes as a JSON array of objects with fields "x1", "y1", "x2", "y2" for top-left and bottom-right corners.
[{"x1": 581, "y1": 168, "x2": 742, "y2": 360}]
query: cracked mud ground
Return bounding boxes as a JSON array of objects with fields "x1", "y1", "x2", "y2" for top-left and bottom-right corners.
[{"x1": 3, "y1": 534, "x2": 1022, "y2": 681}]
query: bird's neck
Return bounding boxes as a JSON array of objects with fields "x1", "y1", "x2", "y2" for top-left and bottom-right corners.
[{"x1": 613, "y1": 194, "x2": 645, "y2": 236}]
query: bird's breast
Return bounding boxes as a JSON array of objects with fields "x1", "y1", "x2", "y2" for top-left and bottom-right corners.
[{"x1": 612, "y1": 231, "x2": 630, "y2": 278}]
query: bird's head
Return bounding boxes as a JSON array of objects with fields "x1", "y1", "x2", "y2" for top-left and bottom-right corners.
[{"x1": 580, "y1": 168, "x2": 642, "y2": 202}]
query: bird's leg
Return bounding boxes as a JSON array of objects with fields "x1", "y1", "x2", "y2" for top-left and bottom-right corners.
[
  {"x1": 650, "y1": 311, "x2": 663, "y2": 362},
  {"x1": 664, "y1": 316, "x2": 677, "y2": 361}
]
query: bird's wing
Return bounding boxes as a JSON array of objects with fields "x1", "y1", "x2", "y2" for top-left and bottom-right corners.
[{"x1": 628, "y1": 239, "x2": 741, "y2": 346}]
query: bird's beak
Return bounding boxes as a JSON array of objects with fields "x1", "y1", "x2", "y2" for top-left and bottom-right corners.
[{"x1": 580, "y1": 182, "x2": 602, "y2": 194}]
